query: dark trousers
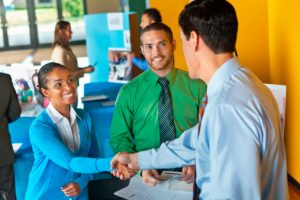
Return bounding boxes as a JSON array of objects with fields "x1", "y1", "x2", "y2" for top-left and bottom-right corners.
[{"x1": 0, "y1": 164, "x2": 16, "y2": 200}]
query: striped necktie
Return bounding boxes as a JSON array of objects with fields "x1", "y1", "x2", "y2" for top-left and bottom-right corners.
[
  {"x1": 158, "y1": 77, "x2": 176, "y2": 143},
  {"x1": 193, "y1": 94, "x2": 208, "y2": 200}
]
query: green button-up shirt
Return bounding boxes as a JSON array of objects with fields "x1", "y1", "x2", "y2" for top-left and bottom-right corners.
[{"x1": 110, "y1": 67, "x2": 206, "y2": 153}]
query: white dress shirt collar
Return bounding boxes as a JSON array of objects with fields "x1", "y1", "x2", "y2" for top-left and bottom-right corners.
[{"x1": 47, "y1": 102, "x2": 80, "y2": 125}]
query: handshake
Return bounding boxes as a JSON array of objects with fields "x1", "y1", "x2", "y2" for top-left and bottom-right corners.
[{"x1": 110, "y1": 152, "x2": 139, "y2": 180}]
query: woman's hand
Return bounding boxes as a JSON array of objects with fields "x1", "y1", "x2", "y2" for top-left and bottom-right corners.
[
  {"x1": 83, "y1": 66, "x2": 94, "y2": 73},
  {"x1": 61, "y1": 182, "x2": 81, "y2": 197}
]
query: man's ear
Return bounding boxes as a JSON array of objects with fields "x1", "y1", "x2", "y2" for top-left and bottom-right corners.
[
  {"x1": 171, "y1": 39, "x2": 176, "y2": 51},
  {"x1": 41, "y1": 88, "x2": 50, "y2": 98},
  {"x1": 140, "y1": 45, "x2": 144, "y2": 55},
  {"x1": 190, "y1": 31, "x2": 199, "y2": 51}
]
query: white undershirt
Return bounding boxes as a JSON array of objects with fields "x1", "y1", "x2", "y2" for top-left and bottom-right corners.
[{"x1": 46, "y1": 103, "x2": 80, "y2": 152}]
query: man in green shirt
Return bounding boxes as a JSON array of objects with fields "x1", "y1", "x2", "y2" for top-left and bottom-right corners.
[{"x1": 110, "y1": 22, "x2": 206, "y2": 185}]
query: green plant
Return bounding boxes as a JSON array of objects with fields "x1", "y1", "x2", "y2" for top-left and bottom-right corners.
[{"x1": 62, "y1": 0, "x2": 83, "y2": 17}]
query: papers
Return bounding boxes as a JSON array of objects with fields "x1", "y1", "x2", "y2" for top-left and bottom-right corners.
[
  {"x1": 114, "y1": 174, "x2": 192, "y2": 200},
  {"x1": 265, "y1": 84, "x2": 287, "y2": 134},
  {"x1": 159, "y1": 171, "x2": 193, "y2": 192},
  {"x1": 12, "y1": 143, "x2": 22, "y2": 153},
  {"x1": 81, "y1": 95, "x2": 109, "y2": 102}
]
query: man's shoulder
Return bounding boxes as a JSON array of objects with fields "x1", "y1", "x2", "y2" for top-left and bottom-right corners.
[
  {"x1": 0, "y1": 73, "x2": 12, "y2": 88},
  {"x1": 121, "y1": 72, "x2": 148, "y2": 91},
  {"x1": 0, "y1": 72, "x2": 10, "y2": 80}
]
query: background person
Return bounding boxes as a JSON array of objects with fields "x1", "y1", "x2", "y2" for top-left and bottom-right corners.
[
  {"x1": 51, "y1": 20, "x2": 94, "y2": 80},
  {"x1": 32, "y1": 72, "x2": 50, "y2": 108},
  {"x1": 130, "y1": 8, "x2": 163, "y2": 71},
  {"x1": 25, "y1": 62, "x2": 134, "y2": 200},
  {"x1": 0, "y1": 73, "x2": 21, "y2": 200},
  {"x1": 16, "y1": 78, "x2": 33, "y2": 105}
]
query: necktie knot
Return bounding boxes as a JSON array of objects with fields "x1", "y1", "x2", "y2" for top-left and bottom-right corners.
[{"x1": 158, "y1": 77, "x2": 169, "y2": 88}]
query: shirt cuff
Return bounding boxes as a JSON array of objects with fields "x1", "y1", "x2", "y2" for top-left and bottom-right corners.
[{"x1": 138, "y1": 151, "x2": 153, "y2": 170}]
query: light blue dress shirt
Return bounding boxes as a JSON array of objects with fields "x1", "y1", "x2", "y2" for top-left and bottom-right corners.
[{"x1": 138, "y1": 58, "x2": 289, "y2": 200}]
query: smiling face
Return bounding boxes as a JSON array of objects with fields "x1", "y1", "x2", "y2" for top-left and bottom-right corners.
[
  {"x1": 41, "y1": 67, "x2": 77, "y2": 109},
  {"x1": 140, "y1": 30, "x2": 175, "y2": 77}
]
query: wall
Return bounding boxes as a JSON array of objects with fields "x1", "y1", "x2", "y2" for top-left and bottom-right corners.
[
  {"x1": 148, "y1": 0, "x2": 189, "y2": 71},
  {"x1": 228, "y1": 0, "x2": 270, "y2": 82},
  {"x1": 268, "y1": 0, "x2": 300, "y2": 182},
  {"x1": 149, "y1": 0, "x2": 270, "y2": 81},
  {"x1": 128, "y1": 0, "x2": 146, "y2": 24},
  {"x1": 86, "y1": 0, "x2": 121, "y2": 14},
  {"x1": 151, "y1": 0, "x2": 300, "y2": 183}
]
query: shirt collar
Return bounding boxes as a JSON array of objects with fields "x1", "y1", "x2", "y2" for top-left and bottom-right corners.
[
  {"x1": 47, "y1": 102, "x2": 80, "y2": 125},
  {"x1": 145, "y1": 67, "x2": 177, "y2": 88},
  {"x1": 207, "y1": 57, "x2": 241, "y2": 98}
]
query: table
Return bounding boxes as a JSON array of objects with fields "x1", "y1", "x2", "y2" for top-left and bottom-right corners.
[
  {"x1": 88, "y1": 172, "x2": 129, "y2": 200},
  {"x1": 9, "y1": 117, "x2": 35, "y2": 200},
  {"x1": 83, "y1": 81, "x2": 124, "y2": 159}
]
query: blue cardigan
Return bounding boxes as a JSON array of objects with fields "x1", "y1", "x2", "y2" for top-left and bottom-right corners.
[{"x1": 25, "y1": 109, "x2": 111, "y2": 200}]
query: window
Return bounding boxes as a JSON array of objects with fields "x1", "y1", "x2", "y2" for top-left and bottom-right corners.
[{"x1": 0, "y1": 0, "x2": 86, "y2": 51}]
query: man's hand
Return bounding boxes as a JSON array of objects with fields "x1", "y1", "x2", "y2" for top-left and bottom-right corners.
[
  {"x1": 142, "y1": 170, "x2": 162, "y2": 186},
  {"x1": 114, "y1": 162, "x2": 137, "y2": 180},
  {"x1": 180, "y1": 165, "x2": 195, "y2": 184},
  {"x1": 110, "y1": 152, "x2": 139, "y2": 179},
  {"x1": 61, "y1": 182, "x2": 81, "y2": 197}
]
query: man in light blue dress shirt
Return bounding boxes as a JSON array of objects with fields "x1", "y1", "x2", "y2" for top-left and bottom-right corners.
[{"x1": 111, "y1": 0, "x2": 289, "y2": 199}]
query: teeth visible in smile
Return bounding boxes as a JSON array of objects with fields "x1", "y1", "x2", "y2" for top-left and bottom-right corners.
[
  {"x1": 153, "y1": 57, "x2": 163, "y2": 61},
  {"x1": 63, "y1": 93, "x2": 73, "y2": 98}
]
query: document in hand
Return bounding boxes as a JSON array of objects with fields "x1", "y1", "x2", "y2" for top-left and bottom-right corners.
[
  {"x1": 159, "y1": 171, "x2": 193, "y2": 192},
  {"x1": 114, "y1": 174, "x2": 192, "y2": 200}
]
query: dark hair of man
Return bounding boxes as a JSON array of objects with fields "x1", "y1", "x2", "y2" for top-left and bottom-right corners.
[
  {"x1": 140, "y1": 22, "x2": 173, "y2": 45},
  {"x1": 143, "y1": 8, "x2": 162, "y2": 23},
  {"x1": 52, "y1": 20, "x2": 71, "y2": 50},
  {"x1": 38, "y1": 62, "x2": 67, "y2": 96},
  {"x1": 179, "y1": 0, "x2": 238, "y2": 54}
]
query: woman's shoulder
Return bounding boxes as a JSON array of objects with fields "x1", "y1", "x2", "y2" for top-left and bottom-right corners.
[
  {"x1": 31, "y1": 110, "x2": 52, "y2": 127},
  {"x1": 51, "y1": 45, "x2": 67, "y2": 56},
  {"x1": 29, "y1": 110, "x2": 55, "y2": 139}
]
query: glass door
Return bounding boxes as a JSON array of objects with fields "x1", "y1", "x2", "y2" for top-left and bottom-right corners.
[
  {"x1": 6, "y1": 0, "x2": 30, "y2": 46},
  {"x1": 62, "y1": 0, "x2": 85, "y2": 41},
  {"x1": 0, "y1": 0, "x2": 86, "y2": 51},
  {"x1": 35, "y1": 0, "x2": 58, "y2": 44},
  {"x1": 0, "y1": 0, "x2": 31, "y2": 49}
]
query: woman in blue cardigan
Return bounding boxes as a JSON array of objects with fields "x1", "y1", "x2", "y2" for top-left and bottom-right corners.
[{"x1": 25, "y1": 62, "x2": 133, "y2": 200}]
